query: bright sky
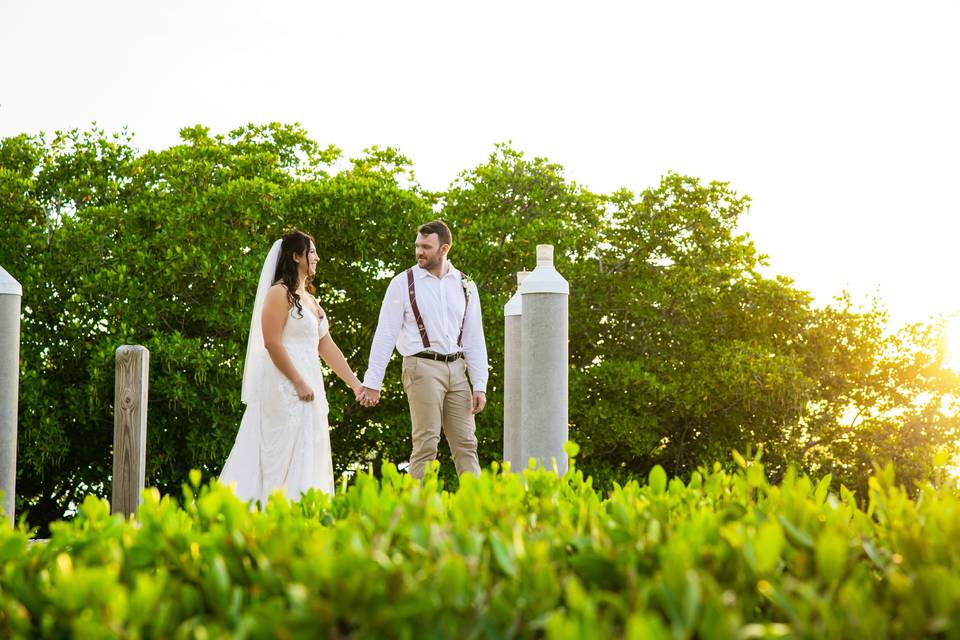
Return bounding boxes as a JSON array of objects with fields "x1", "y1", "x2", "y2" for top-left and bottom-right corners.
[{"x1": 2, "y1": 0, "x2": 959, "y2": 326}]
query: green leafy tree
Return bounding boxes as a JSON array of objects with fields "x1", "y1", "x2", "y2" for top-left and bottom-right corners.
[
  {"x1": 442, "y1": 146, "x2": 960, "y2": 496},
  {"x1": 0, "y1": 124, "x2": 434, "y2": 530},
  {"x1": 2, "y1": 127, "x2": 957, "y2": 532}
]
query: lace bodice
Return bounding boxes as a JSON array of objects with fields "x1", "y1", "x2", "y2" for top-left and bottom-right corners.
[{"x1": 281, "y1": 305, "x2": 329, "y2": 347}]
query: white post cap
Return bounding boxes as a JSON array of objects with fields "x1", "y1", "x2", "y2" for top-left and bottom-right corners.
[
  {"x1": 0, "y1": 266, "x2": 22, "y2": 296},
  {"x1": 520, "y1": 244, "x2": 569, "y2": 295},
  {"x1": 537, "y1": 244, "x2": 554, "y2": 267},
  {"x1": 503, "y1": 271, "x2": 530, "y2": 316}
]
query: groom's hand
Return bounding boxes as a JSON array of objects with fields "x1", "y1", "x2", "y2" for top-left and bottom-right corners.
[
  {"x1": 471, "y1": 391, "x2": 486, "y2": 414},
  {"x1": 359, "y1": 386, "x2": 381, "y2": 407}
]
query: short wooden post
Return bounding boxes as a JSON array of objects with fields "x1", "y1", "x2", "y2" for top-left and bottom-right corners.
[{"x1": 112, "y1": 345, "x2": 149, "y2": 517}]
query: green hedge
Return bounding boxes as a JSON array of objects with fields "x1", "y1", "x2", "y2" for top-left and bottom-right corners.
[{"x1": 2, "y1": 454, "x2": 959, "y2": 638}]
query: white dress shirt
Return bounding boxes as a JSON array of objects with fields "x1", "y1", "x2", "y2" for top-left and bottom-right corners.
[{"x1": 362, "y1": 262, "x2": 489, "y2": 393}]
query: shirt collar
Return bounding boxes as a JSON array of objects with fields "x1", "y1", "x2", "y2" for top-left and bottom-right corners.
[{"x1": 414, "y1": 262, "x2": 458, "y2": 280}]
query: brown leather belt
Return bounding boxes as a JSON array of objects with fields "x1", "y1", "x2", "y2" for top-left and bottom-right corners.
[{"x1": 412, "y1": 351, "x2": 463, "y2": 362}]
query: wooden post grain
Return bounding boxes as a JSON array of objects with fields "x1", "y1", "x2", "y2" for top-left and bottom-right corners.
[{"x1": 112, "y1": 345, "x2": 149, "y2": 517}]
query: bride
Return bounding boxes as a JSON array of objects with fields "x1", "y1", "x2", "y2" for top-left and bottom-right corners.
[{"x1": 220, "y1": 230, "x2": 363, "y2": 503}]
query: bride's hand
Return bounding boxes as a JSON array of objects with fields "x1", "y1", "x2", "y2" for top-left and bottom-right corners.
[
  {"x1": 294, "y1": 380, "x2": 315, "y2": 402},
  {"x1": 358, "y1": 386, "x2": 380, "y2": 407}
]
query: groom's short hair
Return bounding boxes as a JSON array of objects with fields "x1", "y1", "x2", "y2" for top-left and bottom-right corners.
[{"x1": 418, "y1": 220, "x2": 452, "y2": 247}]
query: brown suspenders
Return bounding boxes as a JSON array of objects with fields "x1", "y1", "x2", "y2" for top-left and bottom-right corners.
[
  {"x1": 405, "y1": 268, "x2": 469, "y2": 351},
  {"x1": 456, "y1": 284, "x2": 467, "y2": 348},
  {"x1": 406, "y1": 268, "x2": 431, "y2": 349}
]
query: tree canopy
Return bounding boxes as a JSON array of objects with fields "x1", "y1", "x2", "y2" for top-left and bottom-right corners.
[{"x1": 1, "y1": 124, "x2": 957, "y2": 530}]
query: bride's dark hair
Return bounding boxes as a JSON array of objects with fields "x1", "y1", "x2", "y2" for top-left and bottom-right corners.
[{"x1": 274, "y1": 230, "x2": 317, "y2": 319}]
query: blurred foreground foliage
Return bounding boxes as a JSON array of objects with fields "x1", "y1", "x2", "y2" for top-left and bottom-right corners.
[{"x1": 2, "y1": 456, "x2": 959, "y2": 638}]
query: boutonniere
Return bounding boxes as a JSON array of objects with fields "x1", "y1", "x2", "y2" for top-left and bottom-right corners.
[{"x1": 462, "y1": 275, "x2": 474, "y2": 299}]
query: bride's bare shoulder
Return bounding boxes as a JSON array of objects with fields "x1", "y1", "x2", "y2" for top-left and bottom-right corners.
[{"x1": 264, "y1": 283, "x2": 291, "y2": 306}]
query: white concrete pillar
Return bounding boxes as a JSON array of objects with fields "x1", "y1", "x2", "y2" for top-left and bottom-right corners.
[
  {"x1": 520, "y1": 245, "x2": 569, "y2": 474},
  {"x1": 503, "y1": 271, "x2": 529, "y2": 472},
  {"x1": 0, "y1": 266, "x2": 22, "y2": 526}
]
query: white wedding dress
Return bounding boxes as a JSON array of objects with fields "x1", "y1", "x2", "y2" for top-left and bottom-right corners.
[{"x1": 220, "y1": 304, "x2": 335, "y2": 503}]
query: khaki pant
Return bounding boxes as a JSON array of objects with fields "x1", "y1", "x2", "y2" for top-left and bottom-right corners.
[{"x1": 401, "y1": 356, "x2": 480, "y2": 479}]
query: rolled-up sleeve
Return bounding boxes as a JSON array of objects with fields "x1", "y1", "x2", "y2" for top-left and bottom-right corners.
[{"x1": 462, "y1": 282, "x2": 489, "y2": 392}]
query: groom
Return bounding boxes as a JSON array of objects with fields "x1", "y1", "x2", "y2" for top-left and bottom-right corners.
[{"x1": 359, "y1": 220, "x2": 488, "y2": 478}]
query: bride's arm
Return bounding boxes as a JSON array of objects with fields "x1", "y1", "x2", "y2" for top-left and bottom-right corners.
[
  {"x1": 262, "y1": 285, "x2": 313, "y2": 400},
  {"x1": 318, "y1": 328, "x2": 363, "y2": 395}
]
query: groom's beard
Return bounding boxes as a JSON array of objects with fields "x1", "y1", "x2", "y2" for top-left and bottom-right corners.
[{"x1": 419, "y1": 255, "x2": 441, "y2": 271}]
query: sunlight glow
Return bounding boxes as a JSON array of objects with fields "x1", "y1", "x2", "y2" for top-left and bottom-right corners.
[
  {"x1": 948, "y1": 455, "x2": 960, "y2": 487},
  {"x1": 945, "y1": 316, "x2": 960, "y2": 372}
]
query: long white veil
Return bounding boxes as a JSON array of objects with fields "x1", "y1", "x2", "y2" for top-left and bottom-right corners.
[{"x1": 241, "y1": 239, "x2": 282, "y2": 404}]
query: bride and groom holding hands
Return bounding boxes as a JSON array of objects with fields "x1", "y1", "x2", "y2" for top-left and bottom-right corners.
[{"x1": 220, "y1": 220, "x2": 488, "y2": 503}]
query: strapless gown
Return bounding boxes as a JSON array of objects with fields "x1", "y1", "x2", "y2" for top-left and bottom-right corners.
[{"x1": 220, "y1": 305, "x2": 335, "y2": 502}]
